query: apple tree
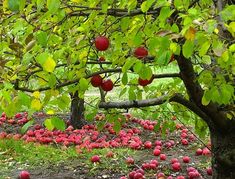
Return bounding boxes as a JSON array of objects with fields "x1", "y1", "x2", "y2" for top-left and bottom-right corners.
[{"x1": 0, "y1": 0, "x2": 235, "y2": 178}]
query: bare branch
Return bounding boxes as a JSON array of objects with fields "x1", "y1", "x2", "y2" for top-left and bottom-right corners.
[{"x1": 99, "y1": 94, "x2": 168, "y2": 109}]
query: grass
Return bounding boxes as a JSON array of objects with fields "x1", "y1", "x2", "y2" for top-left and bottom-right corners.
[{"x1": 0, "y1": 139, "x2": 137, "y2": 178}]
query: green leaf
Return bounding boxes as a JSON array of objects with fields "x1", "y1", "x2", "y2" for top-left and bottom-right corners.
[
  {"x1": 36, "y1": 31, "x2": 48, "y2": 47},
  {"x1": 219, "y1": 84, "x2": 234, "y2": 104},
  {"x1": 44, "y1": 118, "x2": 54, "y2": 131},
  {"x1": 141, "y1": 0, "x2": 155, "y2": 13},
  {"x1": 119, "y1": 88, "x2": 127, "y2": 98},
  {"x1": 97, "y1": 121, "x2": 106, "y2": 131},
  {"x1": 122, "y1": 73, "x2": 128, "y2": 85},
  {"x1": 133, "y1": 32, "x2": 143, "y2": 46},
  {"x1": 8, "y1": 0, "x2": 20, "y2": 12},
  {"x1": 47, "y1": 0, "x2": 60, "y2": 13},
  {"x1": 113, "y1": 120, "x2": 121, "y2": 133},
  {"x1": 21, "y1": 120, "x2": 34, "y2": 134},
  {"x1": 201, "y1": 90, "x2": 211, "y2": 106},
  {"x1": 48, "y1": 74, "x2": 57, "y2": 88},
  {"x1": 18, "y1": 91, "x2": 31, "y2": 108},
  {"x1": 120, "y1": 18, "x2": 131, "y2": 31},
  {"x1": 154, "y1": 121, "x2": 160, "y2": 132},
  {"x1": 129, "y1": 87, "x2": 136, "y2": 100},
  {"x1": 133, "y1": 60, "x2": 143, "y2": 73},
  {"x1": 183, "y1": 40, "x2": 194, "y2": 58},
  {"x1": 79, "y1": 78, "x2": 89, "y2": 91},
  {"x1": 199, "y1": 41, "x2": 210, "y2": 56},
  {"x1": 122, "y1": 58, "x2": 136, "y2": 72},
  {"x1": 51, "y1": 117, "x2": 66, "y2": 131}
]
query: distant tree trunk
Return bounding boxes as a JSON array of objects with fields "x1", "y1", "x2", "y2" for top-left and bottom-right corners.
[
  {"x1": 210, "y1": 129, "x2": 235, "y2": 179},
  {"x1": 70, "y1": 91, "x2": 87, "y2": 129}
]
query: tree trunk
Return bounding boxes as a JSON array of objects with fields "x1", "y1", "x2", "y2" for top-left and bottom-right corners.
[
  {"x1": 210, "y1": 129, "x2": 235, "y2": 179},
  {"x1": 70, "y1": 91, "x2": 87, "y2": 129}
]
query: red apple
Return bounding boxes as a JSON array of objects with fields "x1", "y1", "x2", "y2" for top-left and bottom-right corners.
[
  {"x1": 172, "y1": 162, "x2": 181, "y2": 171},
  {"x1": 160, "y1": 154, "x2": 166, "y2": 160},
  {"x1": 128, "y1": 171, "x2": 136, "y2": 179},
  {"x1": 176, "y1": 176, "x2": 185, "y2": 179},
  {"x1": 91, "y1": 75, "x2": 103, "y2": 87},
  {"x1": 126, "y1": 157, "x2": 134, "y2": 165},
  {"x1": 91, "y1": 155, "x2": 100, "y2": 163},
  {"x1": 196, "y1": 148, "x2": 203, "y2": 155},
  {"x1": 99, "y1": 56, "x2": 105, "y2": 62},
  {"x1": 182, "y1": 156, "x2": 190, "y2": 163},
  {"x1": 144, "y1": 141, "x2": 152, "y2": 149},
  {"x1": 134, "y1": 47, "x2": 148, "y2": 59},
  {"x1": 202, "y1": 147, "x2": 211, "y2": 156},
  {"x1": 138, "y1": 76, "x2": 153, "y2": 86},
  {"x1": 19, "y1": 171, "x2": 30, "y2": 179},
  {"x1": 106, "y1": 151, "x2": 114, "y2": 158},
  {"x1": 181, "y1": 139, "x2": 188, "y2": 145},
  {"x1": 134, "y1": 172, "x2": 144, "y2": 179},
  {"x1": 95, "y1": 36, "x2": 109, "y2": 51},
  {"x1": 171, "y1": 158, "x2": 179, "y2": 164},
  {"x1": 206, "y1": 168, "x2": 212, "y2": 176},
  {"x1": 157, "y1": 172, "x2": 165, "y2": 178},
  {"x1": 153, "y1": 149, "x2": 161, "y2": 156},
  {"x1": 136, "y1": 169, "x2": 145, "y2": 175},
  {"x1": 101, "y1": 79, "x2": 113, "y2": 91}
]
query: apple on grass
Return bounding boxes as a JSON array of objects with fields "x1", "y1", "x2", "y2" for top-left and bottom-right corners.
[{"x1": 91, "y1": 155, "x2": 100, "y2": 163}]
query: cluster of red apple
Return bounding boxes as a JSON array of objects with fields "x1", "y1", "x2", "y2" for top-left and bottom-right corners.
[
  {"x1": 92, "y1": 36, "x2": 155, "y2": 91},
  {"x1": 0, "y1": 112, "x2": 213, "y2": 178},
  {"x1": 0, "y1": 112, "x2": 29, "y2": 126},
  {"x1": 90, "y1": 74, "x2": 114, "y2": 91}
]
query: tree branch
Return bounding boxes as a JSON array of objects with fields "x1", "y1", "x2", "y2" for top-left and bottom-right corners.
[
  {"x1": 99, "y1": 93, "x2": 216, "y2": 130},
  {"x1": 69, "y1": 8, "x2": 161, "y2": 18},
  {"x1": 15, "y1": 66, "x2": 180, "y2": 92},
  {"x1": 99, "y1": 94, "x2": 168, "y2": 109},
  {"x1": 175, "y1": 53, "x2": 228, "y2": 131}
]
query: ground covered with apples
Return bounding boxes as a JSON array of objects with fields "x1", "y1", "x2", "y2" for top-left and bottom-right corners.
[{"x1": 0, "y1": 112, "x2": 212, "y2": 179}]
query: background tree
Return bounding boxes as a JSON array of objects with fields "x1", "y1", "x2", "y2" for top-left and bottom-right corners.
[{"x1": 0, "y1": 0, "x2": 235, "y2": 178}]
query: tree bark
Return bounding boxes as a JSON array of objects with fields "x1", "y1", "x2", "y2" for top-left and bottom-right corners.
[
  {"x1": 210, "y1": 129, "x2": 235, "y2": 179},
  {"x1": 70, "y1": 91, "x2": 87, "y2": 129}
]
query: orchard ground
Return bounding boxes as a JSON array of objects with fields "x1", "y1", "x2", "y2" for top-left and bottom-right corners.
[{"x1": 0, "y1": 112, "x2": 212, "y2": 179}]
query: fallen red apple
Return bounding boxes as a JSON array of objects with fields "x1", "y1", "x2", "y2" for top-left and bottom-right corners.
[
  {"x1": 91, "y1": 155, "x2": 100, "y2": 163},
  {"x1": 126, "y1": 157, "x2": 134, "y2": 165},
  {"x1": 206, "y1": 168, "x2": 212, "y2": 176},
  {"x1": 196, "y1": 148, "x2": 203, "y2": 155},
  {"x1": 160, "y1": 154, "x2": 166, "y2": 160},
  {"x1": 19, "y1": 170, "x2": 30, "y2": 179},
  {"x1": 95, "y1": 36, "x2": 109, "y2": 51},
  {"x1": 182, "y1": 156, "x2": 190, "y2": 163},
  {"x1": 144, "y1": 141, "x2": 152, "y2": 149},
  {"x1": 171, "y1": 158, "x2": 179, "y2": 164},
  {"x1": 172, "y1": 162, "x2": 181, "y2": 171},
  {"x1": 153, "y1": 149, "x2": 161, "y2": 156}
]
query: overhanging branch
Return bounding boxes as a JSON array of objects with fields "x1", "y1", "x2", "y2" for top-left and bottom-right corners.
[
  {"x1": 99, "y1": 93, "x2": 215, "y2": 130},
  {"x1": 15, "y1": 67, "x2": 181, "y2": 92}
]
